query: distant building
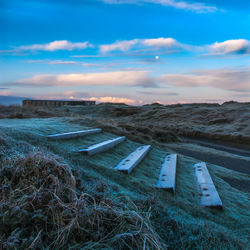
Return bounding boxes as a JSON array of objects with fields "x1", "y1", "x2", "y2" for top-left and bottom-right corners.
[{"x1": 22, "y1": 99, "x2": 96, "y2": 107}]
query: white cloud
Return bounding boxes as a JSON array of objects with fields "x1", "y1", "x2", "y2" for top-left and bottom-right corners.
[
  {"x1": 100, "y1": 39, "x2": 139, "y2": 53},
  {"x1": 26, "y1": 60, "x2": 119, "y2": 68},
  {"x1": 160, "y1": 67, "x2": 250, "y2": 91},
  {"x1": 208, "y1": 39, "x2": 250, "y2": 55},
  {"x1": 12, "y1": 71, "x2": 157, "y2": 88},
  {"x1": 101, "y1": 0, "x2": 218, "y2": 13},
  {"x1": 99, "y1": 38, "x2": 250, "y2": 56},
  {"x1": 26, "y1": 60, "x2": 77, "y2": 65},
  {"x1": 2, "y1": 40, "x2": 92, "y2": 53},
  {"x1": 142, "y1": 38, "x2": 178, "y2": 48},
  {"x1": 99, "y1": 37, "x2": 182, "y2": 53},
  {"x1": 46, "y1": 60, "x2": 77, "y2": 65},
  {"x1": 3, "y1": 38, "x2": 248, "y2": 58},
  {"x1": 19, "y1": 40, "x2": 91, "y2": 51}
]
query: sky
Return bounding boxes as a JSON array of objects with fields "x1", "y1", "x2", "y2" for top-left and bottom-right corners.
[{"x1": 0, "y1": 0, "x2": 249, "y2": 105}]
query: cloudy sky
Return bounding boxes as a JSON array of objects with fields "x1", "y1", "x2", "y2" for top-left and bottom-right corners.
[{"x1": 0, "y1": 0, "x2": 249, "y2": 105}]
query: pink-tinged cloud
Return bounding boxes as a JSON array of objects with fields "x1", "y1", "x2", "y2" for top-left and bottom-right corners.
[
  {"x1": 12, "y1": 71, "x2": 157, "y2": 88},
  {"x1": 0, "y1": 89, "x2": 138, "y2": 105},
  {"x1": 88, "y1": 96, "x2": 138, "y2": 104},
  {"x1": 33, "y1": 91, "x2": 90, "y2": 100},
  {"x1": 160, "y1": 67, "x2": 250, "y2": 92}
]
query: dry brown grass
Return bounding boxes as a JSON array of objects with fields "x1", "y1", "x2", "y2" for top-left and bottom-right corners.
[
  {"x1": 77, "y1": 102, "x2": 250, "y2": 146},
  {"x1": 0, "y1": 105, "x2": 67, "y2": 119},
  {"x1": 0, "y1": 151, "x2": 164, "y2": 249},
  {"x1": 1, "y1": 102, "x2": 250, "y2": 146}
]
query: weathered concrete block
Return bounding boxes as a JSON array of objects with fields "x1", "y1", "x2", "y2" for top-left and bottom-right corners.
[
  {"x1": 114, "y1": 145, "x2": 151, "y2": 174},
  {"x1": 47, "y1": 128, "x2": 102, "y2": 140},
  {"x1": 79, "y1": 136, "x2": 126, "y2": 155},
  {"x1": 156, "y1": 154, "x2": 177, "y2": 192},
  {"x1": 194, "y1": 162, "x2": 222, "y2": 207}
]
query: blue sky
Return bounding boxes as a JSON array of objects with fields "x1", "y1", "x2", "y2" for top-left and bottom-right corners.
[{"x1": 0, "y1": 0, "x2": 249, "y2": 104}]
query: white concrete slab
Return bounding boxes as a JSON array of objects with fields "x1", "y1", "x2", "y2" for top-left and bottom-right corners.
[
  {"x1": 79, "y1": 136, "x2": 126, "y2": 155},
  {"x1": 114, "y1": 145, "x2": 151, "y2": 174},
  {"x1": 194, "y1": 162, "x2": 222, "y2": 207},
  {"x1": 47, "y1": 128, "x2": 102, "y2": 140},
  {"x1": 156, "y1": 154, "x2": 177, "y2": 192}
]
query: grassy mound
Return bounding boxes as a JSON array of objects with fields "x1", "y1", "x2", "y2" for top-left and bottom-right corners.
[{"x1": 0, "y1": 151, "x2": 163, "y2": 249}]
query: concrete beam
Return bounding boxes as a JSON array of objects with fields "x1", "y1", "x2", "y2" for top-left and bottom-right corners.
[
  {"x1": 114, "y1": 145, "x2": 151, "y2": 174},
  {"x1": 194, "y1": 162, "x2": 222, "y2": 207},
  {"x1": 47, "y1": 128, "x2": 102, "y2": 140},
  {"x1": 79, "y1": 136, "x2": 126, "y2": 155},
  {"x1": 156, "y1": 154, "x2": 177, "y2": 192}
]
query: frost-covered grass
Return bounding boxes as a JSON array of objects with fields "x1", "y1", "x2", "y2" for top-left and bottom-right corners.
[{"x1": 0, "y1": 117, "x2": 249, "y2": 249}]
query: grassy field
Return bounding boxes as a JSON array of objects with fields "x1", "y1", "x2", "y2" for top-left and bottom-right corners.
[
  {"x1": 1, "y1": 101, "x2": 250, "y2": 147},
  {"x1": 0, "y1": 117, "x2": 249, "y2": 249}
]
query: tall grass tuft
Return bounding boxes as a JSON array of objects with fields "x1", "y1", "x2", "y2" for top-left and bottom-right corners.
[{"x1": 0, "y1": 151, "x2": 164, "y2": 249}]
